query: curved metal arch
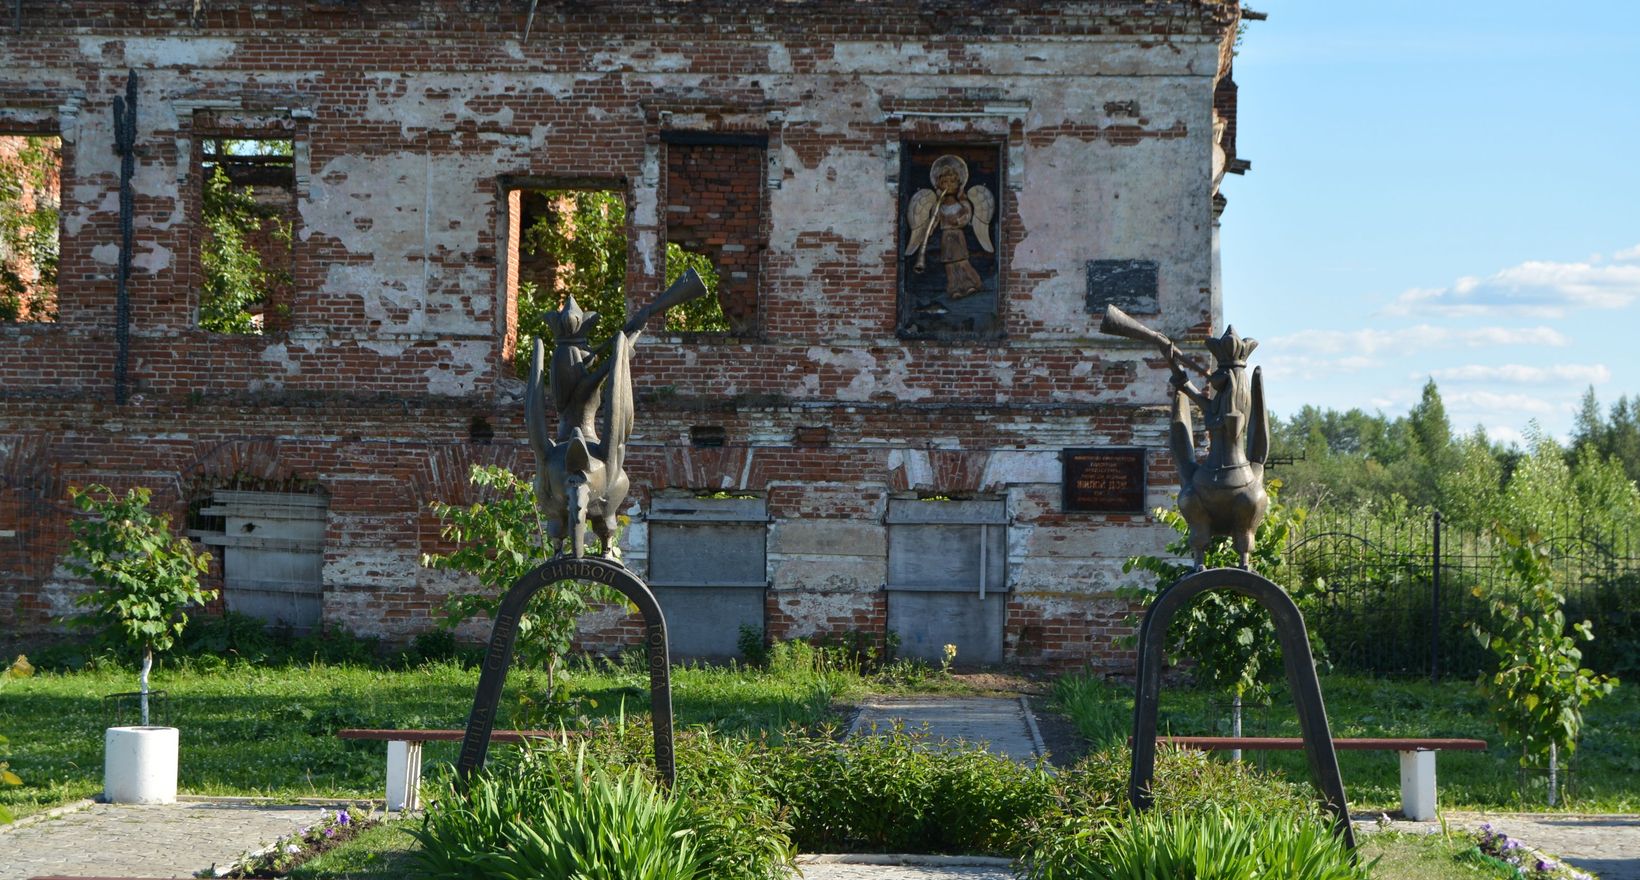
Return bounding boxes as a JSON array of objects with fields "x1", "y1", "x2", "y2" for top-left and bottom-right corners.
[
  {"x1": 455, "y1": 556, "x2": 675, "y2": 787},
  {"x1": 1129, "y1": 567, "x2": 1356, "y2": 848}
]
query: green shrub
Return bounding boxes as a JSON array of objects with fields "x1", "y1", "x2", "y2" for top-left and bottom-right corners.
[
  {"x1": 412, "y1": 746, "x2": 702, "y2": 880},
  {"x1": 1022, "y1": 746, "x2": 1325, "y2": 878},
  {"x1": 1026, "y1": 807, "x2": 1370, "y2": 880},
  {"x1": 766, "y1": 724, "x2": 1056, "y2": 855}
]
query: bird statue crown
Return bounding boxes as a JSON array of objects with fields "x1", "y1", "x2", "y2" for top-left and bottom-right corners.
[
  {"x1": 544, "y1": 295, "x2": 597, "y2": 344},
  {"x1": 1203, "y1": 325, "x2": 1258, "y2": 368}
]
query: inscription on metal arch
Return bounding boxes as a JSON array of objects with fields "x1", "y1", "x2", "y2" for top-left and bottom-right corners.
[{"x1": 456, "y1": 556, "x2": 676, "y2": 787}]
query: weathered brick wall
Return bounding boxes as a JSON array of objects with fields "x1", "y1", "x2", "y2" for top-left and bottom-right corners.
[{"x1": 0, "y1": 1, "x2": 1241, "y2": 670}]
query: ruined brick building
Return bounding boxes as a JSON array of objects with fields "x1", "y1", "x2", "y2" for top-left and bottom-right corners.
[{"x1": 1, "y1": 1, "x2": 1246, "y2": 670}]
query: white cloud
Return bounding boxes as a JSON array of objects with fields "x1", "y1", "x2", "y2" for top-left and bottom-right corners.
[
  {"x1": 1426, "y1": 363, "x2": 1611, "y2": 384},
  {"x1": 1444, "y1": 390, "x2": 1570, "y2": 418},
  {"x1": 1385, "y1": 253, "x2": 1640, "y2": 318},
  {"x1": 1614, "y1": 243, "x2": 1640, "y2": 262},
  {"x1": 1268, "y1": 324, "x2": 1568, "y2": 357}
]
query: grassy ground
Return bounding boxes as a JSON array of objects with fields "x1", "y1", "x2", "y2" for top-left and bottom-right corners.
[
  {"x1": 1052, "y1": 672, "x2": 1640, "y2": 813},
  {"x1": 1, "y1": 647, "x2": 966, "y2": 820}
]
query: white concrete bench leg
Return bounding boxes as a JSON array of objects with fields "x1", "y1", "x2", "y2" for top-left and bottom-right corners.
[
  {"x1": 1399, "y1": 749, "x2": 1437, "y2": 820},
  {"x1": 385, "y1": 740, "x2": 423, "y2": 812}
]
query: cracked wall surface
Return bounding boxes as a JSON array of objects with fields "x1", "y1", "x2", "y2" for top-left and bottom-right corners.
[{"x1": 1, "y1": 1, "x2": 1242, "y2": 669}]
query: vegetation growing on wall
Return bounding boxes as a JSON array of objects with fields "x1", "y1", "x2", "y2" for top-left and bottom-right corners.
[
  {"x1": 199, "y1": 139, "x2": 294, "y2": 334},
  {"x1": 0, "y1": 135, "x2": 60, "y2": 323}
]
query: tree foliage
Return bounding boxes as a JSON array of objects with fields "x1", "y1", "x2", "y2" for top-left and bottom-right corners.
[
  {"x1": 63, "y1": 485, "x2": 215, "y2": 722},
  {"x1": 1472, "y1": 529, "x2": 1618, "y2": 781},
  {"x1": 1121, "y1": 483, "x2": 1309, "y2": 703},
  {"x1": 1268, "y1": 379, "x2": 1640, "y2": 532},
  {"x1": 0, "y1": 135, "x2": 60, "y2": 322},
  {"x1": 420, "y1": 465, "x2": 623, "y2": 701}
]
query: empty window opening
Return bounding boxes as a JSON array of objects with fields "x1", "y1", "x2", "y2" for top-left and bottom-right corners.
[
  {"x1": 0, "y1": 134, "x2": 61, "y2": 323},
  {"x1": 663, "y1": 242, "x2": 728, "y2": 333},
  {"x1": 689, "y1": 425, "x2": 726, "y2": 448},
  {"x1": 663, "y1": 140, "x2": 763, "y2": 335},
  {"x1": 199, "y1": 138, "x2": 294, "y2": 334},
  {"x1": 509, "y1": 187, "x2": 628, "y2": 376}
]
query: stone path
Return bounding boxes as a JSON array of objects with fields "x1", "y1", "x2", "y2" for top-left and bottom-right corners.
[
  {"x1": 847, "y1": 695, "x2": 1045, "y2": 762},
  {"x1": 794, "y1": 854, "x2": 1014, "y2": 880},
  {"x1": 0, "y1": 800, "x2": 332, "y2": 880},
  {"x1": 1383, "y1": 811, "x2": 1640, "y2": 880}
]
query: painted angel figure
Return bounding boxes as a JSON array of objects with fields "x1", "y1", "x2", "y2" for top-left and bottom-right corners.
[{"x1": 905, "y1": 155, "x2": 995, "y2": 299}]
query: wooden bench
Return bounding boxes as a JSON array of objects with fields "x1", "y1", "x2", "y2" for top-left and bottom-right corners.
[
  {"x1": 337, "y1": 728, "x2": 571, "y2": 811},
  {"x1": 1151, "y1": 736, "x2": 1487, "y2": 821}
]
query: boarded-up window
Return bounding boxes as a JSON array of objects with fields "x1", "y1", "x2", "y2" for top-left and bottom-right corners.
[
  {"x1": 886, "y1": 498, "x2": 1008, "y2": 664},
  {"x1": 194, "y1": 490, "x2": 327, "y2": 632},
  {"x1": 647, "y1": 496, "x2": 768, "y2": 658},
  {"x1": 886, "y1": 498, "x2": 1006, "y2": 594}
]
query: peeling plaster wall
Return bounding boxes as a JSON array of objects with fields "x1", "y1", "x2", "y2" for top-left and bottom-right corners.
[{"x1": 1, "y1": 2, "x2": 1241, "y2": 668}]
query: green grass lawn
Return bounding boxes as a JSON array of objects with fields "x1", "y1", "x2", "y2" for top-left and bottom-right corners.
[
  {"x1": 0, "y1": 648, "x2": 934, "y2": 820},
  {"x1": 1052, "y1": 672, "x2": 1640, "y2": 813}
]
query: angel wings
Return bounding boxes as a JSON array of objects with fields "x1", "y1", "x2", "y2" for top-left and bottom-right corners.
[{"x1": 904, "y1": 155, "x2": 995, "y2": 300}]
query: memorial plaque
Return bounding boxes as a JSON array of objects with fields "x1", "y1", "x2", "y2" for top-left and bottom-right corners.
[{"x1": 1062, "y1": 447, "x2": 1147, "y2": 513}]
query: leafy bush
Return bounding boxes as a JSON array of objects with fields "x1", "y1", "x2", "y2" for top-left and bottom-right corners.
[
  {"x1": 413, "y1": 746, "x2": 703, "y2": 880},
  {"x1": 1022, "y1": 746, "x2": 1326, "y2": 878},
  {"x1": 1024, "y1": 807, "x2": 1370, "y2": 880},
  {"x1": 1473, "y1": 530, "x2": 1617, "y2": 804},
  {"x1": 766, "y1": 724, "x2": 1056, "y2": 855},
  {"x1": 63, "y1": 484, "x2": 215, "y2": 724}
]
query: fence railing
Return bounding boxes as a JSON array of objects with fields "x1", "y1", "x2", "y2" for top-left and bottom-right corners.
[{"x1": 1283, "y1": 509, "x2": 1640, "y2": 680}]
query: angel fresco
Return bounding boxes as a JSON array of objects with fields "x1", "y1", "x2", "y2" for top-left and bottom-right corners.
[{"x1": 904, "y1": 155, "x2": 996, "y2": 300}]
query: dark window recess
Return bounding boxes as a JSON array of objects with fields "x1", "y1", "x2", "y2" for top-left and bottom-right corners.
[
  {"x1": 690, "y1": 425, "x2": 726, "y2": 448},
  {"x1": 1085, "y1": 259, "x2": 1159, "y2": 315},
  {"x1": 199, "y1": 138, "x2": 295, "y2": 334},
  {"x1": 647, "y1": 496, "x2": 768, "y2": 659},
  {"x1": 468, "y1": 415, "x2": 494, "y2": 444}
]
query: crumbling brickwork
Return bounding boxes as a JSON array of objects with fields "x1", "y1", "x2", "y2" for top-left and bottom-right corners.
[{"x1": 0, "y1": 1, "x2": 1243, "y2": 671}]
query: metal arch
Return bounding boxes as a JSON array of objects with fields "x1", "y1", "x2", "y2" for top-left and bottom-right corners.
[
  {"x1": 1129, "y1": 567, "x2": 1356, "y2": 849},
  {"x1": 455, "y1": 556, "x2": 676, "y2": 788}
]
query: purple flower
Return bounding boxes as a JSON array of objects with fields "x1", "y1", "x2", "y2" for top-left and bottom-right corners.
[
  {"x1": 336, "y1": 809, "x2": 351, "y2": 826},
  {"x1": 324, "y1": 827, "x2": 336, "y2": 838}
]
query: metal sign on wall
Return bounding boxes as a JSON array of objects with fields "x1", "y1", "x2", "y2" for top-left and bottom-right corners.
[{"x1": 1062, "y1": 447, "x2": 1147, "y2": 513}]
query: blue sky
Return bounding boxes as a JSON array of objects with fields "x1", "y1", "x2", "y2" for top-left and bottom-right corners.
[{"x1": 1220, "y1": 0, "x2": 1640, "y2": 445}]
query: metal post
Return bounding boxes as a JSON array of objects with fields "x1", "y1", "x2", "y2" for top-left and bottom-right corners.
[
  {"x1": 1430, "y1": 510, "x2": 1442, "y2": 683},
  {"x1": 112, "y1": 70, "x2": 137, "y2": 405}
]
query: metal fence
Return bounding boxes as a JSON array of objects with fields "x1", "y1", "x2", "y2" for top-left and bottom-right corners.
[{"x1": 1283, "y1": 510, "x2": 1640, "y2": 680}]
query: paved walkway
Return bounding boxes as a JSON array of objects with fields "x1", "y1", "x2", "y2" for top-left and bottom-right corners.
[
  {"x1": 847, "y1": 695, "x2": 1045, "y2": 762},
  {"x1": 794, "y1": 854, "x2": 1013, "y2": 879},
  {"x1": 0, "y1": 800, "x2": 332, "y2": 880},
  {"x1": 1383, "y1": 811, "x2": 1640, "y2": 880}
]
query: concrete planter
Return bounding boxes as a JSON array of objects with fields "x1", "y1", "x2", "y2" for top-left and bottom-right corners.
[{"x1": 104, "y1": 726, "x2": 179, "y2": 804}]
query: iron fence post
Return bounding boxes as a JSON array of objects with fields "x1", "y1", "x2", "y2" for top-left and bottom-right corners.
[{"x1": 1430, "y1": 510, "x2": 1442, "y2": 683}]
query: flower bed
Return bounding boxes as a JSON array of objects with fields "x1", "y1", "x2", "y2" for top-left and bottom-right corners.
[
  {"x1": 1465, "y1": 823, "x2": 1595, "y2": 880},
  {"x1": 204, "y1": 807, "x2": 377, "y2": 879}
]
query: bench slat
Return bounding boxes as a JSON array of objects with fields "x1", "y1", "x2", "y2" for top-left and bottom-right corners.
[
  {"x1": 337, "y1": 728, "x2": 573, "y2": 743},
  {"x1": 1153, "y1": 736, "x2": 1486, "y2": 751}
]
